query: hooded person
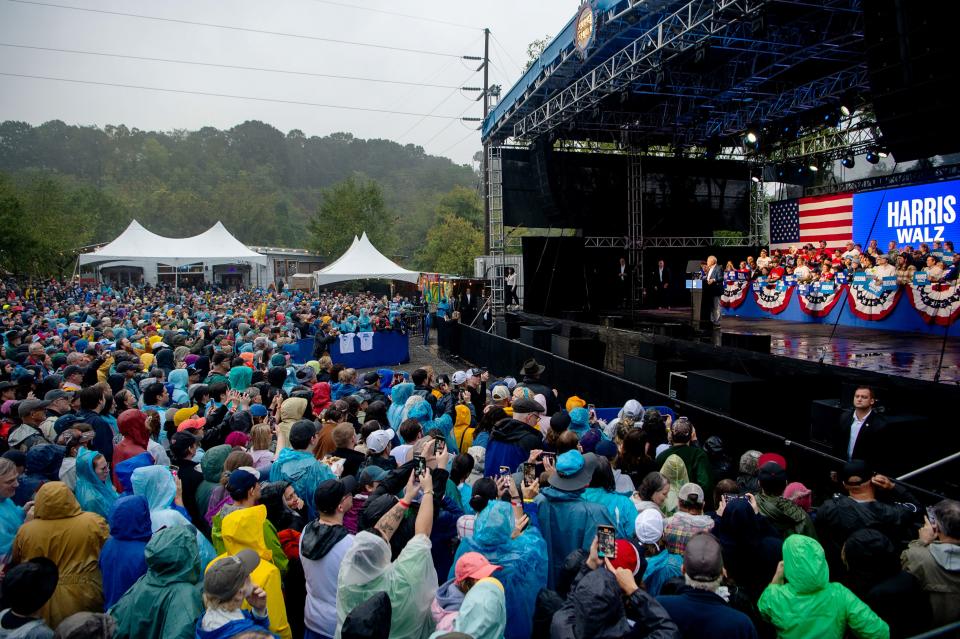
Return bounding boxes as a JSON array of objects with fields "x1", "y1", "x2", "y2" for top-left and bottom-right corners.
[
  {"x1": 754, "y1": 462, "x2": 817, "y2": 539},
  {"x1": 452, "y1": 404, "x2": 473, "y2": 453},
  {"x1": 387, "y1": 383, "x2": 415, "y2": 429},
  {"x1": 583, "y1": 456, "x2": 639, "y2": 541},
  {"x1": 196, "y1": 445, "x2": 233, "y2": 516},
  {"x1": 73, "y1": 448, "x2": 118, "y2": 519},
  {"x1": 98, "y1": 495, "x2": 152, "y2": 610},
  {"x1": 167, "y1": 368, "x2": 190, "y2": 406},
  {"x1": 448, "y1": 501, "x2": 547, "y2": 639},
  {"x1": 737, "y1": 450, "x2": 761, "y2": 494},
  {"x1": 131, "y1": 465, "x2": 217, "y2": 571},
  {"x1": 275, "y1": 397, "x2": 308, "y2": 451},
  {"x1": 212, "y1": 505, "x2": 291, "y2": 639},
  {"x1": 0, "y1": 458, "x2": 25, "y2": 560},
  {"x1": 108, "y1": 526, "x2": 204, "y2": 639},
  {"x1": 408, "y1": 401, "x2": 457, "y2": 455},
  {"x1": 112, "y1": 451, "x2": 153, "y2": 497},
  {"x1": 312, "y1": 381, "x2": 332, "y2": 417},
  {"x1": 534, "y1": 450, "x2": 615, "y2": 589},
  {"x1": 270, "y1": 420, "x2": 335, "y2": 520},
  {"x1": 659, "y1": 454, "x2": 689, "y2": 516},
  {"x1": 12, "y1": 482, "x2": 109, "y2": 628},
  {"x1": 567, "y1": 407, "x2": 592, "y2": 439},
  {"x1": 227, "y1": 365, "x2": 253, "y2": 393},
  {"x1": 110, "y1": 410, "x2": 150, "y2": 491},
  {"x1": 758, "y1": 534, "x2": 889, "y2": 639},
  {"x1": 13, "y1": 444, "x2": 65, "y2": 506},
  {"x1": 603, "y1": 399, "x2": 643, "y2": 440}
]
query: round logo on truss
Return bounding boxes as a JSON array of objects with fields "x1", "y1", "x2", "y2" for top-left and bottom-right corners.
[{"x1": 575, "y1": 4, "x2": 595, "y2": 55}]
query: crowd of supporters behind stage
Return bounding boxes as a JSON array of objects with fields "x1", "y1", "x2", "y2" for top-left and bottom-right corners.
[
  {"x1": 720, "y1": 239, "x2": 958, "y2": 286},
  {"x1": 0, "y1": 278, "x2": 957, "y2": 639}
]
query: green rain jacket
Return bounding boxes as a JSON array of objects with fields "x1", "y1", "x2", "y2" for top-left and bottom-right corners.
[
  {"x1": 109, "y1": 526, "x2": 204, "y2": 639},
  {"x1": 758, "y1": 535, "x2": 889, "y2": 639}
]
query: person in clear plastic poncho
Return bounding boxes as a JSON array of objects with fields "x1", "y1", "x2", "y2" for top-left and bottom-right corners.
[{"x1": 336, "y1": 467, "x2": 439, "y2": 639}]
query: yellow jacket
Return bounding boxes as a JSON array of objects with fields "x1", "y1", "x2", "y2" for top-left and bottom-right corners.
[
  {"x1": 212, "y1": 505, "x2": 291, "y2": 639},
  {"x1": 453, "y1": 404, "x2": 474, "y2": 452}
]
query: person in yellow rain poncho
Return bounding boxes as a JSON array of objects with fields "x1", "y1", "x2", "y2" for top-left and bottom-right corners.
[{"x1": 210, "y1": 504, "x2": 291, "y2": 639}]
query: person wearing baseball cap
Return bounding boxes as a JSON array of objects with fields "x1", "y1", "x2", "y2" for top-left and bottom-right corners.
[
  {"x1": 430, "y1": 552, "x2": 503, "y2": 634},
  {"x1": 363, "y1": 429, "x2": 398, "y2": 473},
  {"x1": 663, "y1": 483, "x2": 715, "y2": 556},
  {"x1": 657, "y1": 533, "x2": 758, "y2": 637},
  {"x1": 197, "y1": 549, "x2": 271, "y2": 638},
  {"x1": 8, "y1": 398, "x2": 53, "y2": 451},
  {"x1": 755, "y1": 461, "x2": 816, "y2": 539},
  {"x1": 301, "y1": 476, "x2": 358, "y2": 639},
  {"x1": 481, "y1": 396, "x2": 543, "y2": 478}
]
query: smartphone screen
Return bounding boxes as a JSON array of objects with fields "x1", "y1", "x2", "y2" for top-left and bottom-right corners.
[
  {"x1": 541, "y1": 452, "x2": 555, "y2": 464},
  {"x1": 413, "y1": 455, "x2": 426, "y2": 480},
  {"x1": 433, "y1": 437, "x2": 444, "y2": 456},
  {"x1": 168, "y1": 465, "x2": 178, "y2": 478},
  {"x1": 523, "y1": 462, "x2": 536, "y2": 486},
  {"x1": 927, "y1": 506, "x2": 938, "y2": 531},
  {"x1": 499, "y1": 465, "x2": 511, "y2": 478},
  {"x1": 597, "y1": 525, "x2": 616, "y2": 559}
]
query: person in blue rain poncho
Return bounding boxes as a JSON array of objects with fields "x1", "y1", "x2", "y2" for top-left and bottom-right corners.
[
  {"x1": 98, "y1": 494, "x2": 152, "y2": 609},
  {"x1": 388, "y1": 383, "x2": 416, "y2": 429},
  {"x1": 0, "y1": 458, "x2": 25, "y2": 563},
  {"x1": 450, "y1": 499, "x2": 547, "y2": 639},
  {"x1": 270, "y1": 420, "x2": 335, "y2": 520},
  {"x1": 407, "y1": 401, "x2": 458, "y2": 455},
  {"x1": 131, "y1": 464, "x2": 217, "y2": 571},
  {"x1": 113, "y1": 451, "x2": 154, "y2": 497},
  {"x1": 567, "y1": 407, "x2": 593, "y2": 439},
  {"x1": 582, "y1": 456, "x2": 638, "y2": 540},
  {"x1": 357, "y1": 308, "x2": 373, "y2": 332},
  {"x1": 74, "y1": 448, "x2": 119, "y2": 519}
]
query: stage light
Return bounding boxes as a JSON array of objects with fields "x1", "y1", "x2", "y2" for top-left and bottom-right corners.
[
  {"x1": 841, "y1": 155, "x2": 855, "y2": 168},
  {"x1": 865, "y1": 151, "x2": 880, "y2": 164},
  {"x1": 840, "y1": 104, "x2": 851, "y2": 117},
  {"x1": 808, "y1": 161, "x2": 819, "y2": 172},
  {"x1": 744, "y1": 130, "x2": 758, "y2": 146}
]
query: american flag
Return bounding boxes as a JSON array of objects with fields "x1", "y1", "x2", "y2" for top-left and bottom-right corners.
[{"x1": 769, "y1": 193, "x2": 853, "y2": 250}]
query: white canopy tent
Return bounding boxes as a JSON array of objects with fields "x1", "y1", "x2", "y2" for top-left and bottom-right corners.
[
  {"x1": 78, "y1": 220, "x2": 268, "y2": 268},
  {"x1": 313, "y1": 232, "x2": 419, "y2": 286}
]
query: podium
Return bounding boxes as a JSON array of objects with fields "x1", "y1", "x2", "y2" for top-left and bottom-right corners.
[{"x1": 687, "y1": 279, "x2": 704, "y2": 331}]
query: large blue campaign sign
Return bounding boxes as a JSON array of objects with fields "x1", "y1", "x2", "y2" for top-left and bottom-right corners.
[{"x1": 853, "y1": 179, "x2": 960, "y2": 247}]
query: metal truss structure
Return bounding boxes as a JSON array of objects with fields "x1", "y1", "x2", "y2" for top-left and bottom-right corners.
[
  {"x1": 806, "y1": 162, "x2": 960, "y2": 198},
  {"x1": 585, "y1": 234, "x2": 755, "y2": 248},
  {"x1": 487, "y1": 146, "x2": 505, "y2": 317}
]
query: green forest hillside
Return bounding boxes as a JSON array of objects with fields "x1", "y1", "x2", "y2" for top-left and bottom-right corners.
[{"x1": 0, "y1": 119, "x2": 484, "y2": 276}]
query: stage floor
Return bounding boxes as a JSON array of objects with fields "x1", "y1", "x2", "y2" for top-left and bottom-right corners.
[{"x1": 707, "y1": 314, "x2": 958, "y2": 384}]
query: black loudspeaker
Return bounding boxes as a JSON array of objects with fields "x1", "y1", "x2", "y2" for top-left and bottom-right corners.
[
  {"x1": 668, "y1": 371, "x2": 688, "y2": 401},
  {"x1": 624, "y1": 355, "x2": 688, "y2": 392},
  {"x1": 720, "y1": 331, "x2": 771, "y2": 354},
  {"x1": 809, "y1": 398, "x2": 844, "y2": 450},
  {"x1": 519, "y1": 325, "x2": 555, "y2": 350},
  {"x1": 551, "y1": 334, "x2": 606, "y2": 369},
  {"x1": 530, "y1": 137, "x2": 560, "y2": 221},
  {"x1": 686, "y1": 369, "x2": 767, "y2": 421},
  {"x1": 863, "y1": 1, "x2": 960, "y2": 161},
  {"x1": 495, "y1": 315, "x2": 523, "y2": 339}
]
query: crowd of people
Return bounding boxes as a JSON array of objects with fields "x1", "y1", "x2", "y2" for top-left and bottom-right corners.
[
  {"x1": 0, "y1": 278, "x2": 957, "y2": 639},
  {"x1": 721, "y1": 239, "x2": 958, "y2": 286}
]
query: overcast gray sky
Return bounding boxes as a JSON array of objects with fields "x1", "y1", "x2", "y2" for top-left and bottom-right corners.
[{"x1": 0, "y1": 0, "x2": 576, "y2": 165}]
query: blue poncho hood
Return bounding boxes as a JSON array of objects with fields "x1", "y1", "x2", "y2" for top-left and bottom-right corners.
[
  {"x1": 114, "y1": 452, "x2": 155, "y2": 495},
  {"x1": 75, "y1": 448, "x2": 119, "y2": 519},
  {"x1": 108, "y1": 494, "x2": 153, "y2": 542}
]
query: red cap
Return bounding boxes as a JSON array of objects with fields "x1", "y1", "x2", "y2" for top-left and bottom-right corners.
[
  {"x1": 454, "y1": 552, "x2": 501, "y2": 584},
  {"x1": 177, "y1": 416, "x2": 207, "y2": 432},
  {"x1": 758, "y1": 452, "x2": 787, "y2": 470},
  {"x1": 609, "y1": 539, "x2": 643, "y2": 576}
]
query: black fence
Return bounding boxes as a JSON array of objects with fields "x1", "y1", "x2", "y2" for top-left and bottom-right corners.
[{"x1": 437, "y1": 319, "x2": 951, "y2": 502}]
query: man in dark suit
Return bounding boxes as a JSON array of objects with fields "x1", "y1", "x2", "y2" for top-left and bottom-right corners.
[
  {"x1": 831, "y1": 386, "x2": 890, "y2": 471},
  {"x1": 703, "y1": 255, "x2": 723, "y2": 328},
  {"x1": 459, "y1": 286, "x2": 477, "y2": 324},
  {"x1": 650, "y1": 259, "x2": 672, "y2": 308}
]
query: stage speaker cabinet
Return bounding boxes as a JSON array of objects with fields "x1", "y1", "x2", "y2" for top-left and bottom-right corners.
[
  {"x1": 551, "y1": 334, "x2": 606, "y2": 370},
  {"x1": 668, "y1": 371, "x2": 687, "y2": 401},
  {"x1": 809, "y1": 398, "x2": 844, "y2": 451},
  {"x1": 637, "y1": 340, "x2": 671, "y2": 360},
  {"x1": 721, "y1": 331, "x2": 771, "y2": 354},
  {"x1": 686, "y1": 369, "x2": 767, "y2": 420},
  {"x1": 519, "y1": 325, "x2": 555, "y2": 350},
  {"x1": 624, "y1": 355, "x2": 687, "y2": 392}
]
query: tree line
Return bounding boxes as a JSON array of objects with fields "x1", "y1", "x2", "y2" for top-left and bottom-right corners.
[{"x1": 0, "y1": 119, "x2": 484, "y2": 276}]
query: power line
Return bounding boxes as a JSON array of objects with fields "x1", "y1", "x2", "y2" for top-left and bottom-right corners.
[
  {"x1": 0, "y1": 71, "x2": 464, "y2": 118},
  {"x1": 396, "y1": 68, "x2": 479, "y2": 142},
  {"x1": 435, "y1": 128, "x2": 479, "y2": 158},
  {"x1": 300, "y1": 0, "x2": 478, "y2": 30},
  {"x1": 490, "y1": 32, "x2": 525, "y2": 74},
  {"x1": 0, "y1": 42, "x2": 462, "y2": 89},
  {"x1": 7, "y1": 0, "x2": 463, "y2": 58},
  {"x1": 421, "y1": 100, "x2": 478, "y2": 147}
]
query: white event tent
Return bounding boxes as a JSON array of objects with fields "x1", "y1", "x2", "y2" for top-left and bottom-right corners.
[
  {"x1": 313, "y1": 232, "x2": 419, "y2": 286},
  {"x1": 79, "y1": 220, "x2": 267, "y2": 285}
]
